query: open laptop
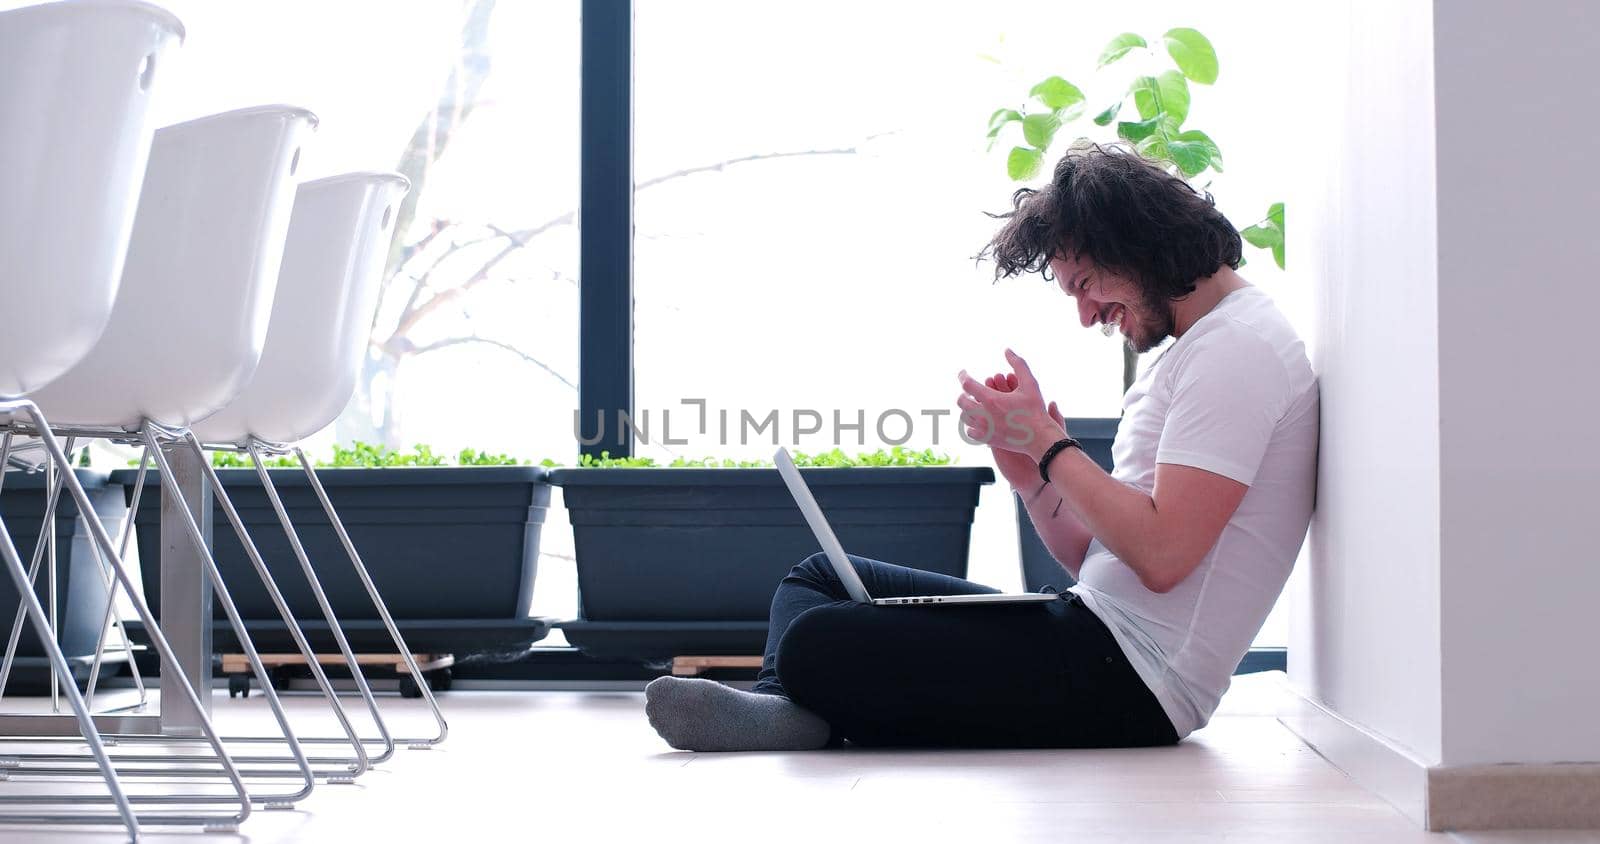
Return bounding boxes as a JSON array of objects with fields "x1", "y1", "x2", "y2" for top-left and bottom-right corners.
[{"x1": 774, "y1": 447, "x2": 1058, "y2": 606}]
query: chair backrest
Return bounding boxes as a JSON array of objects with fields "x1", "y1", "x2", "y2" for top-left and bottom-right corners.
[
  {"x1": 27, "y1": 105, "x2": 317, "y2": 430},
  {"x1": 190, "y1": 172, "x2": 409, "y2": 446},
  {"x1": 0, "y1": 0, "x2": 184, "y2": 398}
]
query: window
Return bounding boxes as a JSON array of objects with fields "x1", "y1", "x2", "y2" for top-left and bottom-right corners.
[
  {"x1": 144, "y1": 0, "x2": 584, "y2": 621},
  {"x1": 133, "y1": 1, "x2": 1304, "y2": 647}
]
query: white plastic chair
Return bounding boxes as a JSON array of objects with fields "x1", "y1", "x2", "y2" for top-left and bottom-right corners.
[
  {"x1": 189, "y1": 172, "x2": 451, "y2": 748},
  {"x1": 0, "y1": 2, "x2": 236, "y2": 838},
  {"x1": 0, "y1": 0, "x2": 183, "y2": 397},
  {"x1": 27, "y1": 105, "x2": 316, "y2": 430},
  {"x1": 11, "y1": 107, "x2": 317, "y2": 699},
  {"x1": 2, "y1": 105, "x2": 333, "y2": 821},
  {"x1": 194, "y1": 173, "x2": 411, "y2": 447}
]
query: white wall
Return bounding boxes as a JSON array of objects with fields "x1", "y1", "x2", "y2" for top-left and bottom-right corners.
[
  {"x1": 1297, "y1": 0, "x2": 1600, "y2": 771},
  {"x1": 1434, "y1": 0, "x2": 1600, "y2": 767},
  {"x1": 1290, "y1": 0, "x2": 1443, "y2": 766}
]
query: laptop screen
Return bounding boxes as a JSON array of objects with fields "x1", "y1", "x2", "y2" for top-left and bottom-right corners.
[{"x1": 773, "y1": 447, "x2": 873, "y2": 603}]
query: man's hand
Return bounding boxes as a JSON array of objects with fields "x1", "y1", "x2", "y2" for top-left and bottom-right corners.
[
  {"x1": 960, "y1": 356, "x2": 1095, "y2": 576},
  {"x1": 957, "y1": 349, "x2": 1067, "y2": 461},
  {"x1": 968, "y1": 371, "x2": 1069, "y2": 489}
]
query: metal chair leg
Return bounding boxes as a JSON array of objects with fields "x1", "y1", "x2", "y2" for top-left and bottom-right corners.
[
  {"x1": 84, "y1": 449, "x2": 151, "y2": 712},
  {"x1": 239, "y1": 438, "x2": 394, "y2": 764},
  {"x1": 28, "y1": 441, "x2": 362, "y2": 774},
  {"x1": 123, "y1": 425, "x2": 321, "y2": 794},
  {"x1": 295, "y1": 446, "x2": 449, "y2": 747},
  {"x1": 45, "y1": 450, "x2": 58, "y2": 712},
  {"x1": 0, "y1": 437, "x2": 78, "y2": 703},
  {"x1": 0, "y1": 421, "x2": 320, "y2": 802},
  {"x1": 178, "y1": 434, "x2": 371, "y2": 779},
  {"x1": 0, "y1": 513, "x2": 138, "y2": 838},
  {"x1": 0, "y1": 403, "x2": 252, "y2": 831},
  {"x1": 0, "y1": 437, "x2": 146, "y2": 713}
]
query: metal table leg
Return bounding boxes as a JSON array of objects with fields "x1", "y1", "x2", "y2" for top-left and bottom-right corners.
[{"x1": 157, "y1": 442, "x2": 211, "y2": 736}]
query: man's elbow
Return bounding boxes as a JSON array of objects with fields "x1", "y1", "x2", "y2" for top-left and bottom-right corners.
[
  {"x1": 1139, "y1": 570, "x2": 1181, "y2": 594},
  {"x1": 1134, "y1": 554, "x2": 1199, "y2": 594}
]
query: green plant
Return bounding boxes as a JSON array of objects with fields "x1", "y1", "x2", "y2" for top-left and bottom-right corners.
[
  {"x1": 791, "y1": 447, "x2": 953, "y2": 467},
  {"x1": 456, "y1": 448, "x2": 525, "y2": 466},
  {"x1": 209, "y1": 451, "x2": 299, "y2": 469},
  {"x1": 572, "y1": 446, "x2": 955, "y2": 469},
  {"x1": 573, "y1": 451, "x2": 659, "y2": 468},
  {"x1": 985, "y1": 27, "x2": 1284, "y2": 271},
  {"x1": 175, "y1": 441, "x2": 535, "y2": 469},
  {"x1": 325, "y1": 442, "x2": 447, "y2": 467}
]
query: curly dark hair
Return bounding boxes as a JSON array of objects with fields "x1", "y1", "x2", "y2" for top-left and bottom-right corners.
[{"x1": 981, "y1": 141, "x2": 1241, "y2": 300}]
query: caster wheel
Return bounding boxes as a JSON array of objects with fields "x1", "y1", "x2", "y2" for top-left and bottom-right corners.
[
  {"x1": 269, "y1": 666, "x2": 294, "y2": 692},
  {"x1": 427, "y1": 668, "x2": 452, "y2": 692},
  {"x1": 228, "y1": 674, "x2": 251, "y2": 699},
  {"x1": 398, "y1": 675, "x2": 422, "y2": 699}
]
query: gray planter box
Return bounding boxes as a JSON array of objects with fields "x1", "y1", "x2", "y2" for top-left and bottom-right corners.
[
  {"x1": 110, "y1": 465, "x2": 552, "y2": 657},
  {"x1": 549, "y1": 465, "x2": 994, "y2": 660}
]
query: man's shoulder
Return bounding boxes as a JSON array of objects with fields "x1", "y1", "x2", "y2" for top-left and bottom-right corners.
[
  {"x1": 1169, "y1": 311, "x2": 1284, "y2": 373},
  {"x1": 1159, "y1": 312, "x2": 1315, "y2": 423},
  {"x1": 1175, "y1": 294, "x2": 1313, "y2": 389}
]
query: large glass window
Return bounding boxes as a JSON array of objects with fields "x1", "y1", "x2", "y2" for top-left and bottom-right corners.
[
  {"x1": 144, "y1": 0, "x2": 581, "y2": 460},
  {"x1": 119, "y1": 1, "x2": 1305, "y2": 646},
  {"x1": 140, "y1": 0, "x2": 583, "y2": 621}
]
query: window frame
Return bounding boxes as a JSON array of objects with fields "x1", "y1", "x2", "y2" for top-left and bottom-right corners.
[{"x1": 578, "y1": 0, "x2": 634, "y2": 458}]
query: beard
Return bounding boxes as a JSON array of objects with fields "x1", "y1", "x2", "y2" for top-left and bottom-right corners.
[{"x1": 1125, "y1": 289, "x2": 1177, "y2": 354}]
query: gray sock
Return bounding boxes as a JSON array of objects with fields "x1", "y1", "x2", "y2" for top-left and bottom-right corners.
[{"x1": 644, "y1": 676, "x2": 830, "y2": 752}]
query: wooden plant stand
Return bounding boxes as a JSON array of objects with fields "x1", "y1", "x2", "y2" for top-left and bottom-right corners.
[
  {"x1": 221, "y1": 652, "x2": 455, "y2": 699},
  {"x1": 669, "y1": 655, "x2": 763, "y2": 677}
]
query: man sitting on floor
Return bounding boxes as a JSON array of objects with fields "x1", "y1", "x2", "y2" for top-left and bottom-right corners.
[{"x1": 645, "y1": 141, "x2": 1319, "y2": 751}]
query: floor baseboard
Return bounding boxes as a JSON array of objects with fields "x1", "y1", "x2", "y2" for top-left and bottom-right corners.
[
  {"x1": 1275, "y1": 677, "x2": 1600, "y2": 830},
  {"x1": 1428, "y1": 762, "x2": 1600, "y2": 830},
  {"x1": 1274, "y1": 677, "x2": 1431, "y2": 828}
]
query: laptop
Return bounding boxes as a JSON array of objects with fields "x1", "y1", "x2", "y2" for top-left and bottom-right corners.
[{"x1": 774, "y1": 448, "x2": 1058, "y2": 606}]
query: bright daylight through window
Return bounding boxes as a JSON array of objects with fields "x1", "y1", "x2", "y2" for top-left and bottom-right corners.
[{"x1": 133, "y1": 0, "x2": 1304, "y2": 643}]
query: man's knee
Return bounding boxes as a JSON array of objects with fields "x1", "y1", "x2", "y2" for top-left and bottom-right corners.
[
  {"x1": 787, "y1": 551, "x2": 836, "y2": 584},
  {"x1": 775, "y1": 603, "x2": 855, "y2": 705}
]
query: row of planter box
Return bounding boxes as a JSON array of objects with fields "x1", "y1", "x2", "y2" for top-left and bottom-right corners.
[
  {"x1": 553, "y1": 464, "x2": 995, "y2": 659},
  {"x1": 0, "y1": 420, "x2": 1119, "y2": 666}
]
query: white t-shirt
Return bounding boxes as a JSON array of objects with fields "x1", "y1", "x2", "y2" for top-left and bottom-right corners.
[{"x1": 1069, "y1": 285, "x2": 1319, "y2": 739}]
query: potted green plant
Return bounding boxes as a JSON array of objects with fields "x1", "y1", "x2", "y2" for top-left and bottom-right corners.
[
  {"x1": 984, "y1": 26, "x2": 1284, "y2": 590},
  {"x1": 111, "y1": 443, "x2": 553, "y2": 665},
  {"x1": 548, "y1": 448, "x2": 993, "y2": 661}
]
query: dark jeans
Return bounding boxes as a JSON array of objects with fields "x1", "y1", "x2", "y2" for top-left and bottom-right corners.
[{"x1": 751, "y1": 552, "x2": 1180, "y2": 749}]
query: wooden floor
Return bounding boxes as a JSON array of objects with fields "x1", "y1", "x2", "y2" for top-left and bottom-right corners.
[{"x1": 1, "y1": 672, "x2": 1594, "y2": 842}]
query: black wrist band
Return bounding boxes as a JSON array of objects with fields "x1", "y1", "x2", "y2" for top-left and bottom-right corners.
[{"x1": 1038, "y1": 437, "x2": 1082, "y2": 483}]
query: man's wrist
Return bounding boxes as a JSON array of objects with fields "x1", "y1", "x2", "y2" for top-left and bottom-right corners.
[
  {"x1": 1037, "y1": 436, "x2": 1085, "y2": 483},
  {"x1": 1026, "y1": 423, "x2": 1069, "y2": 462}
]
